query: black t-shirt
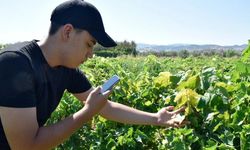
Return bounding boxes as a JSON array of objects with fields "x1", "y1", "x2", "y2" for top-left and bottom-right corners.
[{"x1": 0, "y1": 40, "x2": 92, "y2": 149}]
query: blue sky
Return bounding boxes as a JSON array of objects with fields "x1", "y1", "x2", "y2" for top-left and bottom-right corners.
[{"x1": 0, "y1": 0, "x2": 249, "y2": 45}]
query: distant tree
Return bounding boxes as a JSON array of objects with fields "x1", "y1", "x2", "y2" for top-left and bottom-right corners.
[
  {"x1": 178, "y1": 50, "x2": 189, "y2": 58},
  {"x1": 225, "y1": 49, "x2": 240, "y2": 57},
  {"x1": 192, "y1": 50, "x2": 202, "y2": 57},
  {"x1": 93, "y1": 43, "x2": 107, "y2": 51},
  {"x1": 168, "y1": 51, "x2": 178, "y2": 57},
  {"x1": 131, "y1": 41, "x2": 137, "y2": 56},
  {"x1": 203, "y1": 50, "x2": 213, "y2": 57},
  {"x1": 94, "y1": 40, "x2": 137, "y2": 57},
  {"x1": 0, "y1": 44, "x2": 5, "y2": 50},
  {"x1": 116, "y1": 40, "x2": 137, "y2": 56}
]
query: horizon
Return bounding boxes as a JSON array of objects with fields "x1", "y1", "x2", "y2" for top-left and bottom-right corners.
[
  {"x1": 136, "y1": 42, "x2": 247, "y2": 47},
  {"x1": 0, "y1": 0, "x2": 249, "y2": 45},
  {"x1": 1, "y1": 39, "x2": 248, "y2": 48}
]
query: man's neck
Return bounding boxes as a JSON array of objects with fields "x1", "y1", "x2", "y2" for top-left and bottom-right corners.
[{"x1": 37, "y1": 37, "x2": 61, "y2": 68}]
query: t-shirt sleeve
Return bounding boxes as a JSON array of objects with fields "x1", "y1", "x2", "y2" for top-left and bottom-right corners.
[
  {"x1": 0, "y1": 52, "x2": 36, "y2": 107},
  {"x1": 66, "y1": 68, "x2": 92, "y2": 94}
]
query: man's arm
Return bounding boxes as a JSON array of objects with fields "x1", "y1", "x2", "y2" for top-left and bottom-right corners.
[
  {"x1": 100, "y1": 101, "x2": 159, "y2": 125},
  {"x1": 74, "y1": 89, "x2": 186, "y2": 127},
  {"x1": 0, "y1": 87, "x2": 110, "y2": 150},
  {"x1": 0, "y1": 106, "x2": 91, "y2": 150}
]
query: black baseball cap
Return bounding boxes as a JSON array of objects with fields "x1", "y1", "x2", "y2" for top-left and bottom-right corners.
[{"x1": 50, "y1": 0, "x2": 117, "y2": 47}]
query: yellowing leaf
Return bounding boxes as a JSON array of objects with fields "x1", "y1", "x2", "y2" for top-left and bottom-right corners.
[
  {"x1": 154, "y1": 71, "x2": 172, "y2": 87},
  {"x1": 165, "y1": 96, "x2": 171, "y2": 104},
  {"x1": 177, "y1": 75, "x2": 200, "y2": 90},
  {"x1": 174, "y1": 89, "x2": 200, "y2": 108},
  {"x1": 215, "y1": 82, "x2": 235, "y2": 92},
  {"x1": 224, "y1": 111, "x2": 230, "y2": 120},
  {"x1": 185, "y1": 104, "x2": 191, "y2": 115}
]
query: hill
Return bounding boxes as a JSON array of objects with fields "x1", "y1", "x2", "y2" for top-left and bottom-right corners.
[{"x1": 137, "y1": 43, "x2": 247, "y2": 52}]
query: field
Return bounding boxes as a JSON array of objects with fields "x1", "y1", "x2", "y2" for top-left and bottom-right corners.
[{"x1": 46, "y1": 52, "x2": 250, "y2": 150}]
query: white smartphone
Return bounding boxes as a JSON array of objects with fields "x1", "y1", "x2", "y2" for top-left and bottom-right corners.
[{"x1": 101, "y1": 75, "x2": 120, "y2": 93}]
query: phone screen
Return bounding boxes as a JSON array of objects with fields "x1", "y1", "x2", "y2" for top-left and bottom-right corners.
[{"x1": 101, "y1": 75, "x2": 120, "y2": 93}]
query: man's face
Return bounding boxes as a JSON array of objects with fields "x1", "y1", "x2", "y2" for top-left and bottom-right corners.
[{"x1": 66, "y1": 29, "x2": 96, "y2": 68}]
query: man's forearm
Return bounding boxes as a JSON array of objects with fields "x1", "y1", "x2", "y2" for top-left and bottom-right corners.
[
  {"x1": 33, "y1": 106, "x2": 94, "y2": 150},
  {"x1": 99, "y1": 101, "x2": 158, "y2": 126}
]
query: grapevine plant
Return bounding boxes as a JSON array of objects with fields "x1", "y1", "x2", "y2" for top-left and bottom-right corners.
[{"x1": 47, "y1": 41, "x2": 250, "y2": 149}]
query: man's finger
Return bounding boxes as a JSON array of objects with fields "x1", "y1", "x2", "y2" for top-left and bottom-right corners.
[
  {"x1": 165, "y1": 106, "x2": 174, "y2": 111},
  {"x1": 102, "y1": 90, "x2": 112, "y2": 98},
  {"x1": 174, "y1": 123, "x2": 180, "y2": 128},
  {"x1": 92, "y1": 86, "x2": 101, "y2": 94}
]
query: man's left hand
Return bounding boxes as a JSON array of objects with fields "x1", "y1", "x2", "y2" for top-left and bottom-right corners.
[{"x1": 155, "y1": 106, "x2": 189, "y2": 128}]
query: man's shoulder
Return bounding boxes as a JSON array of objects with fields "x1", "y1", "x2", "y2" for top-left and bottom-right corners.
[
  {"x1": 0, "y1": 49, "x2": 34, "y2": 76},
  {"x1": 1, "y1": 41, "x2": 31, "y2": 52},
  {"x1": 0, "y1": 41, "x2": 37, "y2": 68},
  {"x1": 0, "y1": 50, "x2": 30, "y2": 66},
  {"x1": 1, "y1": 40, "x2": 31, "y2": 58}
]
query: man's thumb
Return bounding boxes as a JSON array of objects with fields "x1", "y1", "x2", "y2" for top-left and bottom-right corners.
[{"x1": 92, "y1": 86, "x2": 101, "y2": 94}]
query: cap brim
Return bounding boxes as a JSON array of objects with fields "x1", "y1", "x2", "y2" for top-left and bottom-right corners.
[{"x1": 89, "y1": 31, "x2": 117, "y2": 47}]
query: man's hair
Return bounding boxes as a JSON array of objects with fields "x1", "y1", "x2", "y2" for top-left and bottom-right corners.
[
  {"x1": 49, "y1": 22, "x2": 83, "y2": 36},
  {"x1": 49, "y1": 22, "x2": 62, "y2": 36}
]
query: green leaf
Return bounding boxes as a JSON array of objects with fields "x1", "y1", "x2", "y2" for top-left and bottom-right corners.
[
  {"x1": 135, "y1": 136, "x2": 142, "y2": 143},
  {"x1": 204, "y1": 144, "x2": 217, "y2": 150},
  {"x1": 240, "y1": 125, "x2": 250, "y2": 149},
  {"x1": 219, "y1": 130, "x2": 235, "y2": 146},
  {"x1": 127, "y1": 127, "x2": 134, "y2": 137},
  {"x1": 106, "y1": 138, "x2": 117, "y2": 149},
  {"x1": 118, "y1": 136, "x2": 125, "y2": 145},
  {"x1": 173, "y1": 138, "x2": 185, "y2": 150},
  {"x1": 232, "y1": 109, "x2": 246, "y2": 125},
  {"x1": 213, "y1": 122, "x2": 223, "y2": 132},
  {"x1": 198, "y1": 93, "x2": 211, "y2": 109},
  {"x1": 170, "y1": 75, "x2": 182, "y2": 87},
  {"x1": 206, "y1": 112, "x2": 219, "y2": 122},
  {"x1": 241, "y1": 40, "x2": 250, "y2": 62},
  {"x1": 145, "y1": 100, "x2": 152, "y2": 106},
  {"x1": 217, "y1": 143, "x2": 235, "y2": 150}
]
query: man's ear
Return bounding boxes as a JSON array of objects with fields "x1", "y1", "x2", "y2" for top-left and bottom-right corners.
[{"x1": 61, "y1": 24, "x2": 74, "y2": 41}]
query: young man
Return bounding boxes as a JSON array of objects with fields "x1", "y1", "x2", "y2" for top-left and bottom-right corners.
[{"x1": 0, "y1": 0, "x2": 187, "y2": 149}]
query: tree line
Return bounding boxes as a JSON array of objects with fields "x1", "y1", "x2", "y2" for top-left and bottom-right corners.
[
  {"x1": 0, "y1": 42, "x2": 243, "y2": 58},
  {"x1": 94, "y1": 40, "x2": 242, "y2": 58},
  {"x1": 93, "y1": 40, "x2": 137, "y2": 57},
  {"x1": 139, "y1": 49, "x2": 242, "y2": 58}
]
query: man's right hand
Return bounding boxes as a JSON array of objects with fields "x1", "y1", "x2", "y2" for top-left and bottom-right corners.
[
  {"x1": 0, "y1": 87, "x2": 112, "y2": 150},
  {"x1": 84, "y1": 86, "x2": 111, "y2": 117}
]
